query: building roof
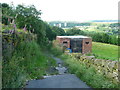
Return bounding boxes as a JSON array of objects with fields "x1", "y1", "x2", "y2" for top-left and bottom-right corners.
[{"x1": 57, "y1": 35, "x2": 91, "y2": 39}]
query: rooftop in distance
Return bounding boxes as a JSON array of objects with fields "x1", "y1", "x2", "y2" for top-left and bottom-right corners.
[{"x1": 57, "y1": 36, "x2": 91, "y2": 39}]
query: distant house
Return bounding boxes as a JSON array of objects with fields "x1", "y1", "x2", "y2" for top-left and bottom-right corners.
[{"x1": 56, "y1": 36, "x2": 92, "y2": 54}]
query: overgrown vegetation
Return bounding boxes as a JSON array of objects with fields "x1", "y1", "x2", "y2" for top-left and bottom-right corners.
[
  {"x1": 1, "y1": 3, "x2": 65, "y2": 45},
  {"x1": 59, "y1": 54, "x2": 118, "y2": 88},
  {"x1": 3, "y1": 41, "x2": 56, "y2": 88},
  {"x1": 50, "y1": 40, "x2": 63, "y2": 56},
  {"x1": 1, "y1": 2, "x2": 63, "y2": 88},
  {"x1": 1, "y1": 2, "x2": 119, "y2": 89}
]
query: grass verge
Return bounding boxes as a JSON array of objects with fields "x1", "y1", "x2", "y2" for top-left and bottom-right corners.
[
  {"x1": 59, "y1": 54, "x2": 118, "y2": 88},
  {"x1": 3, "y1": 41, "x2": 56, "y2": 88}
]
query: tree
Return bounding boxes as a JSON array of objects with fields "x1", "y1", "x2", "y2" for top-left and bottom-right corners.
[
  {"x1": 66, "y1": 27, "x2": 84, "y2": 35},
  {"x1": 44, "y1": 23, "x2": 56, "y2": 41},
  {"x1": 14, "y1": 4, "x2": 49, "y2": 44},
  {"x1": 15, "y1": 4, "x2": 41, "y2": 30},
  {"x1": 101, "y1": 33, "x2": 109, "y2": 43},
  {"x1": 51, "y1": 26, "x2": 65, "y2": 36},
  {"x1": 1, "y1": 3, "x2": 15, "y2": 25},
  {"x1": 1, "y1": 3, "x2": 56, "y2": 45}
]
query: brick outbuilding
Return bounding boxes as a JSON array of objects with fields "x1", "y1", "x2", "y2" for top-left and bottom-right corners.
[{"x1": 56, "y1": 36, "x2": 92, "y2": 54}]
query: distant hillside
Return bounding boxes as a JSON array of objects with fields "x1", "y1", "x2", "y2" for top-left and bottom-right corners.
[
  {"x1": 48, "y1": 20, "x2": 118, "y2": 28},
  {"x1": 90, "y1": 20, "x2": 118, "y2": 22},
  {"x1": 48, "y1": 21, "x2": 91, "y2": 28}
]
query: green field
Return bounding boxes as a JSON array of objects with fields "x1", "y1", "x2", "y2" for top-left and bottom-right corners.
[{"x1": 92, "y1": 42, "x2": 118, "y2": 61}]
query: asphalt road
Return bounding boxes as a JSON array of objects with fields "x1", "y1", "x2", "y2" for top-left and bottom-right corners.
[
  {"x1": 25, "y1": 74, "x2": 91, "y2": 88},
  {"x1": 25, "y1": 55, "x2": 91, "y2": 88}
]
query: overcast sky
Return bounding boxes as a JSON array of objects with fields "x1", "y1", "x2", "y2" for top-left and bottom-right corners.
[{"x1": 1, "y1": 0, "x2": 119, "y2": 22}]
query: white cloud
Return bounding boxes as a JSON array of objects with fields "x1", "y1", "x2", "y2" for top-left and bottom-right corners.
[{"x1": 1, "y1": 0, "x2": 119, "y2": 21}]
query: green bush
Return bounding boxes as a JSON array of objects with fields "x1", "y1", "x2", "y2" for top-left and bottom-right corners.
[
  {"x1": 2, "y1": 40, "x2": 54, "y2": 88},
  {"x1": 50, "y1": 45, "x2": 63, "y2": 56}
]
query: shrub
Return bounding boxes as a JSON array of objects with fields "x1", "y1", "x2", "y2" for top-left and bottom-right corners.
[
  {"x1": 50, "y1": 40, "x2": 63, "y2": 56},
  {"x1": 3, "y1": 41, "x2": 50, "y2": 88},
  {"x1": 50, "y1": 46, "x2": 63, "y2": 56}
]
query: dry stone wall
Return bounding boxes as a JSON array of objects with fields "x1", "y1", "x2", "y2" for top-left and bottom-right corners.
[{"x1": 69, "y1": 53, "x2": 119, "y2": 84}]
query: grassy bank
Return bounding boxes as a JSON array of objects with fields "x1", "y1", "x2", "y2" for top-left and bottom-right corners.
[
  {"x1": 60, "y1": 54, "x2": 118, "y2": 88},
  {"x1": 92, "y1": 42, "x2": 118, "y2": 61},
  {"x1": 3, "y1": 41, "x2": 56, "y2": 88}
]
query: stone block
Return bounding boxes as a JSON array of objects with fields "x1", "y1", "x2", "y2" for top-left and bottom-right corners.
[
  {"x1": 107, "y1": 67, "x2": 113, "y2": 73},
  {"x1": 101, "y1": 68, "x2": 107, "y2": 75},
  {"x1": 94, "y1": 59, "x2": 102, "y2": 66},
  {"x1": 85, "y1": 56, "x2": 95, "y2": 60},
  {"x1": 114, "y1": 62, "x2": 118, "y2": 69},
  {"x1": 112, "y1": 77, "x2": 119, "y2": 84},
  {"x1": 106, "y1": 72, "x2": 114, "y2": 79},
  {"x1": 112, "y1": 71, "x2": 118, "y2": 78},
  {"x1": 104, "y1": 69, "x2": 109, "y2": 75}
]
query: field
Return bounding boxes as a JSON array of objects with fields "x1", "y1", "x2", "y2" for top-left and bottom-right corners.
[{"x1": 92, "y1": 42, "x2": 118, "y2": 61}]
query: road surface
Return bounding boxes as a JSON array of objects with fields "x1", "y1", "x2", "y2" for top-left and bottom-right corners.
[{"x1": 25, "y1": 55, "x2": 91, "y2": 88}]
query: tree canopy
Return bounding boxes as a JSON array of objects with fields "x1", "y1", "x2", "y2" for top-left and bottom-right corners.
[{"x1": 1, "y1": 3, "x2": 60, "y2": 45}]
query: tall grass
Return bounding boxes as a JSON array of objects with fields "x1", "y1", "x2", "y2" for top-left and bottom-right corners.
[
  {"x1": 50, "y1": 40, "x2": 63, "y2": 56},
  {"x1": 2, "y1": 41, "x2": 56, "y2": 88},
  {"x1": 60, "y1": 54, "x2": 118, "y2": 88}
]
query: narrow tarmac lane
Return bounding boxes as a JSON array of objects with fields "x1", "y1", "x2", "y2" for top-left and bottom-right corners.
[
  {"x1": 25, "y1": 55, "x2": 91, "y2": 88},
  {"x1": 26, "y1": 74, "x2": 90, "y2": 88}
]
